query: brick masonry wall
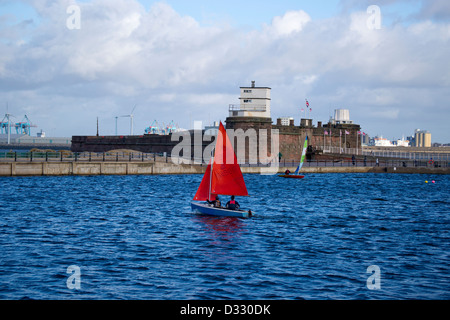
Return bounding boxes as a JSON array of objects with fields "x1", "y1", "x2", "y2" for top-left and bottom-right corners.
[
  {"x1": 274, "y1": 123, "x2": 361, "y2": 161},
  {"x1": 71, "y1": 119, "x2": 361, "y2": 163},
  {"x1": 225, "y1": 116, "x2": 273, "y2": 162}
]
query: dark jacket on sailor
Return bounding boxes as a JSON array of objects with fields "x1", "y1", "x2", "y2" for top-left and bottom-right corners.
[{"x1": 226, "y1": 199, "x2": 240, "y2": 210}]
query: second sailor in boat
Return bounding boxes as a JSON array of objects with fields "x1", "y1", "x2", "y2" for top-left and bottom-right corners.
[{"x1": 226, "y1": 195, "x2": 240, "y2": 211}]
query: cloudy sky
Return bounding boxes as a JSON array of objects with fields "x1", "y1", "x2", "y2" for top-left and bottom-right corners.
[{"x1": 1, "y1": 0, "x2": 449, "y2": 143}]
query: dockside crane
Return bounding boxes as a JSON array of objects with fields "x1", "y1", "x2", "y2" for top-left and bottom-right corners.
[
  {"x1": 166, "y1": 120, "x2": 179, "y2": 134},
  {"x1": 15, "y1": 115, "x2": 37, "y2": 135},
  {"x1": 145, "y1": 120, "x2": 161, "y2": 135}
]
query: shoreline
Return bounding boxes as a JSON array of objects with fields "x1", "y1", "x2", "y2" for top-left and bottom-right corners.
[{"x1": 0, "y1": 160, "x2": 448, "y2": 176}]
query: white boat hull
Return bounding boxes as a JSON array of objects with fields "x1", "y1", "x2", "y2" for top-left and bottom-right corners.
[{"x1": 191, "y1": 201, "x2": 252, "y2": 218}]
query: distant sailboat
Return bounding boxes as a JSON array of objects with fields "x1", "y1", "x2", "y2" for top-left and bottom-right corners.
[
  {"x1": 191, "y1": 122, "x2": 253, "y2": 218},
  {"x1": 279, "y1": 136, "x2": 308, "y2": 179}
]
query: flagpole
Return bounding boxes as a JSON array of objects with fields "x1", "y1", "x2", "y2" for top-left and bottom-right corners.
[
  {"x1": 329, "y1": 128, "x2": 332, "y2": 151},
  {"x1": 360, "y1": 132, "x2": 363, "y2": 151},
  {"x1": 344, "y1": 132, "x2": 347, "y2": 154},
  {"x1": 305, "y1": 99, "x2": 310, "y2": 120},
  {"x1": 356, "y1": 132, "x2": 359, "y2": 156},
  {"x1": 323, "y1": 130, "x2": 325, "y2": 151}
]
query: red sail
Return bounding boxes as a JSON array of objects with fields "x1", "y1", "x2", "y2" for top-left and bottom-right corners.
[
  {"x1": 192, "y1": 122, "x2": 248, "y2": 201},
  {"x1": 211, "y1": 122, "x2": 249, "y2": 197},
  {"x1": 193, "y1": 159, "x2": 217, "y2": 201}
]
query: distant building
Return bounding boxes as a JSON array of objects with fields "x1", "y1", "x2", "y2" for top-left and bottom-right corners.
[
  {"x1": 204, "y1": 121, "x2": 219, "y2": 136},
  {"x1": 0, "y1": 133, "x2": 71, "y2": 148},
  {"x1": 407, "y1": 135, "x2": 415, "y2": 146},
  {"x1": 0, "y1": 134, "x2": 23, "y2": 144},
  {"x1": 414, "y1": 129, "x2": 431, "y2": 147},
  {"x1": 331, "y1": 109, "x2": 353, "y2": 125},
  {"x1": 228, "y1": 81, "x2": 271, "y2": 118},
  {"x1": 361, "y1": 133, "x2": 371, "y2": 146},
  {"x1": 17, "y1": 135, "x2": 71, "y2": 145}
]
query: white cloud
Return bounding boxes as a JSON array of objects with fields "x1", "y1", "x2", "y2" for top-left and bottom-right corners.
[
  {"x1": 0, "y1": 0, "x2": 449, "y2": 142},
  {"x1": 266, "y1": 10, "x2": 311, "y2": 37}
]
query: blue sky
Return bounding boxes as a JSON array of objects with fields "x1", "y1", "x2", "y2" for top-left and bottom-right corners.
[
  {"x1": 139, "y1": 0, "x2": 342, "y2": 26},
  {"x1": 1, "y1": 0, "x2": 449, "y2": 143},
  {"x1": 0, "y1": 1, "x2": 36, "y2": 23},
  {"x1": 1, "y1": 0, "x2": 423, "y2": 27},
  {"x1": 0, "y1": 0, "x2": 341, "y2": 25}
]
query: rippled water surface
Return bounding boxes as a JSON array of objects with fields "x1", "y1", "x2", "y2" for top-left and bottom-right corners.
[{"x1": 0, "y1": 173, "x2": 448, "y2": 300}]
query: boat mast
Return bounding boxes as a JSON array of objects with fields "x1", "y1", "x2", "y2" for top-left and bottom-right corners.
[{"x1": 209, "y1": 148, "x2": 214, "y2": 201}]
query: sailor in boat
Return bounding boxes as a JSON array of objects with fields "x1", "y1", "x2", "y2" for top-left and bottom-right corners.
[
  {"x1": 284, "y1": 169, "x2": 291, "y2": 175},
  {"x1": 206, "y1": 196, "x2": 222, "y2": 208},
  {"x1": 226, "y1": 195, "x2": 240, "y2": 211}
]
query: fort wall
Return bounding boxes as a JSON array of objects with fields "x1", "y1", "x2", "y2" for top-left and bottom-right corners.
[{"x1": 71, "y1": 118, "x2": 362, "y2": 163}]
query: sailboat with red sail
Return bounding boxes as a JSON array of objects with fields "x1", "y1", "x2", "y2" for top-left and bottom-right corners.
[{"x1": 191, "y1": 122, "x2": 253, "y2": 218}]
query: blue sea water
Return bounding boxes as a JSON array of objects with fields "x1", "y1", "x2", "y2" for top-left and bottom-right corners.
[{"x1": 0, "y1": 173, "x2": 448, "y2": 300}]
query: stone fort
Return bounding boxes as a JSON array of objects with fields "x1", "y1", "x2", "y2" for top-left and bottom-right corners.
[{"x1": 72, "y1": 82, "x2": 361, "y2": 163}]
